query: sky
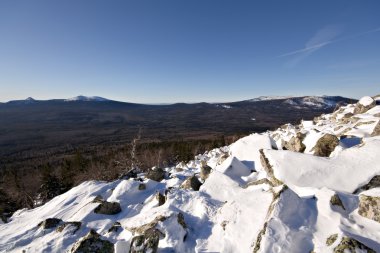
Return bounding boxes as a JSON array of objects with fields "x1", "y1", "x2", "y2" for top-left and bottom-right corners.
[{"x1": 0, "y1": 0, "x2": 379, "y2": 103}]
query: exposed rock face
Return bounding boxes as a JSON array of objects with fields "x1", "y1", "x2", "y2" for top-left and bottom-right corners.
[
  {"x1": 38, "y1": 218, "x2": 63, "y2": 229},
  {"x1": 371, "y1": 120, "x2": 380, "y2": 137},
  {"x1": 155, "y1": 192, "x2": 166, "y2": 206},
  {"x1": 56, "y1": 221, "x2": 81, "y2": 234},
  {"x1": 71, "y1": 229, "x2": 114, "y2": 253},
  {"x1": 330, "y1": 194, "x2": 345, "y2": 210},
  {"x1": 283, "y1": 132, "x2": 306, "y2": 152},
  {"x1": 181, "y1": 176, "x2": 202, "y2": 191},
  {"x1": 200, "y1": 164, "x2": 212, "y2": 181},
  {"x1": 128, "y1": 213, "x2": 187, "y2": 252},
  {"x1": 146, "y1": 168, "x2": 165, "y2": 182},
  {"x1": 333, "y1": 236, "x2": 375, "y2": 253},
  {"x1": 129, "y1": 228, "x2": 161, "y2": 253},
  {"x1": 312, "y1": 134, "x2": 339, "y2": 157},
  {"x1": 358, "y1": 195, "x2": 380, "y2": 223},
  {"x1": 354, "y1": 96, "x2": 376, "y2": 114},
  {"x1": 94, "y1": 201, "x2": 121, "y2": 215}
]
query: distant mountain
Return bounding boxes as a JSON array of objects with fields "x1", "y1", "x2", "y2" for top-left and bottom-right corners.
[
  {"x1": 6, "y1": 97, "x2": 37, "y2": 105},
  {"x1": 64, "y1": 95, "x2": 111, "y2": 102},
  {"x1": 0, "y1": 95, "x2": 355, "y2": 164}
]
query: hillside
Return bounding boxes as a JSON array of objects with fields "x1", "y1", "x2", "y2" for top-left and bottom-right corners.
[
  {"x1": 1, "y1": 95, "x2": 379, "y2": 253},
  {"x1": 0, "y1": 95, "x2": 353, "y2": 165}
]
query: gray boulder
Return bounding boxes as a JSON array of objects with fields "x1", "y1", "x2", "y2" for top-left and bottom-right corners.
[
  {"x1": 354, "y1": 97, "x2": 376, "y2": 114},
  {"x1": 181, "y1": 176, "x2": 202, "y2": 191},
  {"x1": 94, "y1": 201, "x2": 121, "y2": 215},
  {"x1": 71, "y1": 229, "x2": 114, "y2": 253},
  {"x1": 146, "y1": 168, "x2": 165, "y2": 182},
  {"x1": 38, "y1": 218, "x2": 63, "y2": 229},
  {"x1": 312, "y1": 134, "x2": 339, "y2": 157},
  {"x1": 371, "y1": 121, "x2": 380, "y2": 137},
  {"x1": 358, "y1": 195, "x2": 380, "y2": 223},
  {"x1": 200, "y1": 164, "x2": 212, "y2": 181},
  {"x1": 283, "y1": 132, "x2": 306, "y2": 152}
]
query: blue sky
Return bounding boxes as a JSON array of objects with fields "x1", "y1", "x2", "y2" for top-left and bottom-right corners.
[{"x1": 0, "y1": 0, "x2": 379, "y2": 103}]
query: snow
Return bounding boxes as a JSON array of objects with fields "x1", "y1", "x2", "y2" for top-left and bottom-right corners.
[
  {"x1": 358, "y1": 96, "x2": 375, "y2": 106},
  {"x1": 65, "y1": 95, "x2": 110, "y2": 102},
  {"x1": 1, "y1": 96, "x2": 380, "y2": 252},
  {"x1": 249, "y1": 96, "x2": 293, "y2": 102},
  {"x1": 264, "y1": 139, "x2": 380, "y2": 195}
]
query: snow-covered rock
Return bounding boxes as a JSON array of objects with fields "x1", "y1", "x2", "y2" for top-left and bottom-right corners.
[{"x1": 1, "y1": 95, "x2": 380, "y2": 252}]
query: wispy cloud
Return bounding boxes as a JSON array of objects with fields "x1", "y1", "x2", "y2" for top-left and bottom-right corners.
[{"x1": 280, "y1": 25, "x2": 380, "y2": 67}]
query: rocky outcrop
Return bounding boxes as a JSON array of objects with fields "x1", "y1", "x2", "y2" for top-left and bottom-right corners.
[
  {"x1": 129, "y1": 228, "x2": 162, "y2": 253},
  {"x1": 354, "y1": 96, "x2": 376, "y2": 114},
  {"x1": 94, "y1": 201, "x2": 121, "y2": 215},
  {"x1": 155, "y1": 192, "x2": 166, "y2": 206},
  {"x1": 146, "y1": 168, "x2": 165, "y2": 182},
  {"x1": 282, "y1": 132, "x2": 306, "y2": 152},
  {"x1": 128, "y1": 213, "x2": 187, "y2": 252},
  {"x1": 333, "y1": 236, "x2": 375, "y2": 253},
  {"x1": 311, "y1": 134, "x2": 339, "y2": 157},
  {"x1": 200, "y1": 163, "x2": 212, "y2": 181},
  {"x1": 259, "y1": 149, "x2": 282, "y2": 186},
  {"x1": 38, "y1": 218, "x2": 63, "y2": 229},
  {"x1": 181, "y1": 176, "x2": 202, "y2": 191},
  {"x1": 371, "y1": 120, "x2": 380, "y2": 137},
  {"x1": 71, "y1": 229, "x2": 114, "y2": 253},
  {"x1": 358, "y1": 195, "x2": 380, "y2": 223}
]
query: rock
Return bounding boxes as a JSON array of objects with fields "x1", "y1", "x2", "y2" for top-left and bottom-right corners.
[
  {"x1": 71, "y1": 229, "x2": 114, "y2": 253},
  {"x1": 354, "y1": 96, "x2": 376, "y2": 114},
  {"x1": 371, "y1": 121, "x2": 380, "y2": 137},
  {"x1": 358, "y1": 195, "x2": 380, "y2": 223},
  {"x1": 283, "y1": 132, "x2": 306, "y2": 152},
  {"x1": 330, "y1": 194, "x2": 345, "y2": 210},
  {"x1": 129, "y1": 228, "x2": 161, "y2": 253},
  {"x1": 354, "y1": 175, "x2": 380, "y2": 193},
  {"x1": 200, "y1": 164, "x2": 212, "y2": 181},
  {"x1": 217, "y1": 153, "x2": 229, "y2": 165},
  {"x1": 181, "y1": 176, "x2": 202, "y2": 191},
  {"x1": 56, "y1": 221, "x2": 81, "y2": 234},
  {"x1": 38, "y1": 218, "x2": 63, "y2": 229},
  {"x1": 138, "y1": 183, "x2": 146, "y2": 190},
  {"x1": 311, "y1": 134, "x2": 339, "y2": 157},
  {"x1": 155, "y1": 192, "x2": 166, "y2": 206},
  {"x1": 94, "y1": 201, "x2": 121, "y2": 215},
  {"x1": 146, "y1": 168, "x2": 165, "y2": 182},
  {"x1": 177, "y1": 213, "x2": 187, "y2": 230},
  {"x1": 128, "y1": 213, "x2": 187, "y2": 252},
  {"x1": 333, "y1": 236, "x2": 375, "y2": 253},
  {"x1": 92, "y1": 195, "x2": 103, "y2": 203},
  {"x1": 259, "y1": 149, "x2": 282, "y2": 186},
  {"x1": 108, "y1": 221, "x2": 122, "y2": 233},
  {"x1": 326, "y1": 234, "x2": 338, "y2": 246}
]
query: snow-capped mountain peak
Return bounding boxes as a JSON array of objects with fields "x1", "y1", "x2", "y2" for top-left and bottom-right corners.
[{"x1": 64, "y1": 95, "x2": 110, "y2": 102}]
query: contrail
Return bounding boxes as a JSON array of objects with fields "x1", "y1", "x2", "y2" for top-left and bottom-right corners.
[{"x1": 279, "y1": 27, "x2": 380, "y2": 58}]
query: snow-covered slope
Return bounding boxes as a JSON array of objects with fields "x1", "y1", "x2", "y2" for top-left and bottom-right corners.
[
  {"x1": 246, "y1": 95, "x2": 350, "y2": 109},
  {"x1": 1, "y1": 96, "x2": 380, "y2": 253},
  {"x1": 64, "y1": 95, "x2": 110, "y2": 102}
]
